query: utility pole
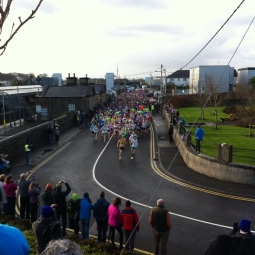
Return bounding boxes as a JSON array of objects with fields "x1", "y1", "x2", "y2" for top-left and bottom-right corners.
[{"x1": 161, "y1": 64, "x2": 163, "y2": 92}]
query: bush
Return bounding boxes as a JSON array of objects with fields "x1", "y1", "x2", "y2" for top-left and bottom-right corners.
[
  {"x1": 0, "y1": 215, "x2": 146, "y2": 255},
  {"x1": 222, "y1": 106, "x2": 238, "y2": 114},
  {"x1": 172, "y1": 95, "x2": 191, "y2": 108}
]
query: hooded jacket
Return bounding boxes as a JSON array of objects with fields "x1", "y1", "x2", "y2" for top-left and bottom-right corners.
[
  {"x1": 79, "y1": 198, "x2": 94, "y2": 220},
  {"x1": 121, "y1": 206, "x2": 140, "y2": 231},
  {"x1": 52, "y1": 183, "x2": 71, "y2": 212},
  {"x1": 93, "y1": 197, "x2": 110, "y2": 222},
  {"x1": 32, "y1": 216, "x2": 62, "y2": 254},
  {"x1": 41, "y1": 190, "x2": 54, "y2": 206},
  {"x1": 108, "y1": 204, "x2": 122, "y2": 227}
]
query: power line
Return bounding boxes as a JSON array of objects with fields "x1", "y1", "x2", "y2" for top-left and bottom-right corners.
[{"x1": 180, "y1": 0, "x2": 246, "y2": 70}]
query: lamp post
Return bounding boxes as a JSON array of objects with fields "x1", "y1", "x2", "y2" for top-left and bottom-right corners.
[
  {"x1": 2, "y1": 92, "x2": 6, "y2": 134},
  {"x1": 17, "y1": 84, "x2": 22, "y2": 126}
]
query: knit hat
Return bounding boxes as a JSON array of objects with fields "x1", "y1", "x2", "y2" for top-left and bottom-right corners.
[
  {"x1": 72, "y1": 193, "x2": 79, "y2": 201},
  {"x1": 56, "y1": 183, "x2": 61, "y2": 189},
  {"x1": 41, "y1": 206, "x2": 54, "y2": 218},
  {"x1": 83, "y1": 192, "x2": 89, "y2": 198},
  {"x1": 45, "y1": 183, "x2": 53, "y2": 190},
  {"x1": 239, "y1": 219, "x2": 251, "y2": 233}
]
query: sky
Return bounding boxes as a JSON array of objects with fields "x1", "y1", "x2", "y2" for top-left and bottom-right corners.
[{"x1": 0, "y1": 0, "x2": 254, "y2": 80}]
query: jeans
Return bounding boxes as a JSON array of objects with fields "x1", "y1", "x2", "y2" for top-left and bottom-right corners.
[
  {"x1": 80, "y1": 219, "x2": 90, "y2": 239},
  {"x1": 48, "y1": 134, "x2": 53, "y2": 143},
  {"x1": 69, "y1": 217, "x2": 80, "y2": 234},
  {"x1": 196, "y1": 139, "x2": 201, "y2": 153},
  {"x1": 124, "y1": 229, "x2": 137, "y2": 251},
  {"x1": 56, "y1": 210, "x2": 67, "y2": 236},
  {"x1": 6, "y1": 196, "x2": 16, "y2": 216},
  {"x1": 3, "y1": 203, "x2": 8, "y2": 215},
  {"x1": 30, "y1": 203, "x2": 38, "y2": 223},
  {"x1": 25, "y1": 151, "x2": 30, "y2": 165},
  {"x1": 152, "y1": 228, "x2": 170, "y2": 255},
  {"x1": 20, "y1": 196, "x2": 30, "y2": 219},
  {"x1": 109, "y1": 225, "x2": 123, "y2": 248},
  {"x1": 96, "y1": 220, "x2": 108, "y2": 242}
]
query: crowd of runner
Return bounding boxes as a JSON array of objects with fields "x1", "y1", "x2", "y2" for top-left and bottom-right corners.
[{"x1": 88, "y1": 90, "x2": 156, "y2": 160}]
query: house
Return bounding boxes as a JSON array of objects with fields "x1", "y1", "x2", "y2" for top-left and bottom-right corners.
[
  {"x1": 236, "y1": 67, "x2": 255, "y2": 86},
  {"x1": 36, "y1": 74, "x2": 106, "y2": 120},
  {"x1": 166, "y1": 70, "x2": 190, "y2": 87},
  {"x1": 189, "y1": 65, "x2": 235, "y2": 94}
]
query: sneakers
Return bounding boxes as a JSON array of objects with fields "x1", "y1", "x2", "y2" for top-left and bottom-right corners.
[
  {"x1": 119, "y1": 157, "x2": 121, "y2": 160},
  {"x1": 131, "y1": 157, "x2": 133, "y2": 159}
]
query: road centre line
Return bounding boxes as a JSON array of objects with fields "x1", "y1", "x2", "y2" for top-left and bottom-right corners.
[
  {"x1": 92, "y1": 132, "x2": 236, "y2": 231},
  {"x1": 16, "y1": 142, "x2": 72, "y2": 210},
  {"x1": 150, "y1": 125, "x2": 255, "y2": 203}
]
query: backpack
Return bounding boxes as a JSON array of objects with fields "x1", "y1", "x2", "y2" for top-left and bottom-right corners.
[
  {"x1": 42, "y1": 220, "x2": 61, "y2": 243},
  {"x1": 55, "y1": 128, "x2": 60, "y2": 136}
]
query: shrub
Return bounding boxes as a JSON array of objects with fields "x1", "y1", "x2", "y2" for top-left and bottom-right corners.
[{"x1": 222, "y1": 106, "x2": 238, "y2": 114}]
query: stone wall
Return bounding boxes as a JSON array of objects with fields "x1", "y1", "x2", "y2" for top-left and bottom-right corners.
[
  {"x1": 163, "y1": 110, "x2": 255, "y2": 185},
  {"x1": 0, "y1": 114, "x2": 76, "y2": 162}
]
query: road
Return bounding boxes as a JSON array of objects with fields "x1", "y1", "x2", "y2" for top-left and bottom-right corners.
[{"x1": 22, "y1": 126, "x2": 255, "y2": 255}]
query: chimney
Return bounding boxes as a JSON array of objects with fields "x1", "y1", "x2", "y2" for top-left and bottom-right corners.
[
  {"x1": 73, "y1": 73, "x2": 75, "y2": 77},
  {"x1": 68, "y1": 73, "x2": 70, "y2": 78}
]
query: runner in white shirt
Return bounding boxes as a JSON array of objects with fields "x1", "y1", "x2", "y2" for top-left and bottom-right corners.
[
  {"x1": 130, "y1": 135, "x2": 138, "y2": 160},
  {"x1": 100, "y1": 123, "x2": 108, "y2": 144}
]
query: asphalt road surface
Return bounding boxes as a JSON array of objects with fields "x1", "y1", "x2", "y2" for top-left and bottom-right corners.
[{"x1": 25, "y1": 127, "x2": 255, "y2": 255}]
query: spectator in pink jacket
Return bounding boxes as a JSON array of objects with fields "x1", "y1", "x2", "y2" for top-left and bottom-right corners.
[
  {"x1": 4, "y1": 175, "x2": 17, "y2": 217},
  {"x1": 107, "y1": 197, "x2": 123, "y2": 249}
]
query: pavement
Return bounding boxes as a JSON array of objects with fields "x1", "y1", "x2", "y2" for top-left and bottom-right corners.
[
  {"x1": 2, "y1": 113, "x2": 255, "y2": 199},
  {"x1": 152, "y1": 113, "x2": 255, "y2": 198}
]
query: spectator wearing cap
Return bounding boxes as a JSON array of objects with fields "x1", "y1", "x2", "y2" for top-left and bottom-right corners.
[
  {"x1": 67, "y1": 193, "x2": 81, "y2": 235},
  {"x1": 41, "y1": 183, "x2": 54, "y2": 206},
  {"x1": 93, "y1": 191, "x2": 110, "y2": 242},
  {"x1": 3, "y1": 175, "x2": 17, "y2": 217},
  {"x1": 121, "y1": 200, "x2": 140, "y2": 252},
  {"x1": 53, "y1": 180, "x2": 71, "y2": 237},
  {"x1": 149, "y1": 199, "x2": 172, "y2": 255},
  {"x1": 18, "y1": 171, "x2": 35, "y2": 219},
  {"x1": 80, "y1": 192, "x2": 94, "y2": 240},
  {"x1": 0, "y1": 174, "x2": 8, "y2": 215},
  {"x1": 0, "y1": 224, "x2": 30, "y2": 255},
  {"x1": 205, "y1": 219, "x2": 255, "y2": 255},
  {"x1": 32, "y1": 205, "x2": 62, "y2": 255}
]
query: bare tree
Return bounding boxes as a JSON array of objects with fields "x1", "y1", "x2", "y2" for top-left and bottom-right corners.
[
  {"x1": 204, "y1": 75, "x2": 226, "y2": 129},
  {"x1": 192, "y1": 87, "x2": 207, "y2": 120},
  {"x1": 0, "y1": 0, "x2": 43, "y2": 56}
]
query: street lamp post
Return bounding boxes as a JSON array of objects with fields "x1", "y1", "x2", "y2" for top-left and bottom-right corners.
[
  {"x1": 2, "y1": 93, "x2": 6, "y2": 134},
  {"x1": 17, "y1": 84, "x2": 22, "y2": 126}
]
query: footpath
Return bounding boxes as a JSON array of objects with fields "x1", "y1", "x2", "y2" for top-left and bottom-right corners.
[
  {"x1": 2, "y1": 115, "x2": 255, "y2": 198},
  {"x1": 153, "y1": 113, "x2": 255, "y2": 198}
]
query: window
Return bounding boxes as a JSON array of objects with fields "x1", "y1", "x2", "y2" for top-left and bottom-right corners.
[
  {"x1": 68, "y1": 104, "x2": 75, "y2": 111},
  {"x1": 41, "y1": 108, "x2": 48, "y2": 117},
  {"x1": 183, "y1": 78, "x2": 186, "y2": 81}
]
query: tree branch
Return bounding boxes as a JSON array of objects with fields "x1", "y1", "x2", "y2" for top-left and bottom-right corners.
[{"x1": 0, "y1": 0, "x2": 43, "y2": 56}]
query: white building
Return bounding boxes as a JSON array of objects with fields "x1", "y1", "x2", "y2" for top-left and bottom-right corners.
[
  {"x1": 105, "y1": 73, "x2": 114, "y2": 91},
  {"x1": 52, "y1": 73, "x2": 62, "y2": 86},
  {"x1": 236, "y1": 67, "x2": 255, "y2": 85},
  {"x1": 189, "y1": 65, "x2": 235, "y2": 94},
  {"x1": 166, "y1": 70, "x2": 190, "y2": 87}
]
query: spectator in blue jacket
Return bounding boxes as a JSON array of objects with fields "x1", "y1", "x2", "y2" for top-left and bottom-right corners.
[
  {"x1": 93, "y1": 191, "x2": 110, "y2": 242},
  {"x1": 195, "y1": 124, "x2": 204, "y2": 153},
  {"x1": 80, "y1": 192, "x2": 94, "y2": 240}
]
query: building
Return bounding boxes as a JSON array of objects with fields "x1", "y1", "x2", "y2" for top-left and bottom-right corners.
[
  {"x1": 166, "y1": 70, "x2": 190, "y2": 87},
  {"x1": 236, "y1": 67, "x2": 255, "y2": 85},
  {"x1": 189, "y1": 65, "x2": 235, "y2": 94},
  {"x1": 52, "y1": 73, "x2": 62, "y2": 86},
  {"x1": 105, "y1": 73, "x2": 114, "y2": 91},
  {"x1": 36, "y1": 75, "x2": 106, "y2": 120}
]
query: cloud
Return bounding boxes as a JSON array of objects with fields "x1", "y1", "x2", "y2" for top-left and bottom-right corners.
[
  {"x1": 108, "y1": 24, "x2": 185, "y2": 37},
  {"x1": 15, "y1": 0, "x2": 57, "y2": 14},
  {"x1": 99, "y1": 0, "x2": 168, "y2": 9}
]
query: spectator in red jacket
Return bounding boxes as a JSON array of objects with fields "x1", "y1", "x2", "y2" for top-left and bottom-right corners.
[{"x1": 121, "y1": 200, "x2": 140, "y2": 252}]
